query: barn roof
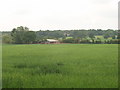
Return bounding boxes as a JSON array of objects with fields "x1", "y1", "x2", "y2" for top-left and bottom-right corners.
[{"x1": 47, "y1": 39, "x2": 59, "y2": 42}]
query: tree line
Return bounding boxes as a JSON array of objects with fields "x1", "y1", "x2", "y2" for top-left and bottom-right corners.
[{"x1": 2, "y1": 26, "x2": 120, "y2": 44}]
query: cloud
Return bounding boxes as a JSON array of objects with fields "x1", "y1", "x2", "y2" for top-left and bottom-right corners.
[{"x1": 0, "y1": 0, "x2": 118, "y2": 31}]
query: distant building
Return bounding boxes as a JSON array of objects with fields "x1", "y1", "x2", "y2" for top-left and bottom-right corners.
[
  {"x1": 64, "y1": 33, "x2": 70, "y2": 37},
  {"x1": 46, "y1": 39, "x2": 60, "y2": 44},
  {"x1": 115, "y1": 35, "x2": 118, "y2": 39}
]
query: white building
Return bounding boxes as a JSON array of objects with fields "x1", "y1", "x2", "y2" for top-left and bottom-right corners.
[{"x1": 46, "y1": 39, "x2": 60, "y2": 44}]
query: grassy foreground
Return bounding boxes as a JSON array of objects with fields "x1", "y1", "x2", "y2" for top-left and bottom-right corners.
[{"x1": 2, "y1": 44, "x2": 118, "y2": 88}]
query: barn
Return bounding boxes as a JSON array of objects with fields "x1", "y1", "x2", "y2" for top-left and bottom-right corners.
[{"x1": 46, "y1": 39, "x2": 60, "y2": 44}]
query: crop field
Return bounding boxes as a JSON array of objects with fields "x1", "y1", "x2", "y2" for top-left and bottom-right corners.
[{"x1": 2, "y1": 44, "x2": 118, "y2": 88}]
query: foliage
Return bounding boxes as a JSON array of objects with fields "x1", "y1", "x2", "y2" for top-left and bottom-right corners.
[
  {"x1": 2, "y1": 27, "x2": 119, "y2": 44},
  {"x1": 2, "y1": 35, "x2": 13, "y2": 44},
  {"x1": 11, "y1": 26, "x2": 36, "y2": 44},
  {"x1": 24, "y1": 31, "x2": 36, "y2": 44}
]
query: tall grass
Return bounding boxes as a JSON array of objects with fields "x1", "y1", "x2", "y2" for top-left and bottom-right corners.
[{"x1": 2, "y1": 44, "x2": 118, "y2": 88}]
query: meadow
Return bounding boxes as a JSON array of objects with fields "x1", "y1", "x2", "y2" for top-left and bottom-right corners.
[{"x1": 2, "y1": 44, "x2": 118, "y2": 88}]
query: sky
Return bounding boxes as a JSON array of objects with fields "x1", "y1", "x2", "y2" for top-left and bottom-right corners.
[{"x1": 0, "y1": 0, "x2": 119, "y2": 31}]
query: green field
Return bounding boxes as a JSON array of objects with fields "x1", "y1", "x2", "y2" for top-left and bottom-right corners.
[{"x1": 2, "y1": 44, "x2": 118, "y2": 88}]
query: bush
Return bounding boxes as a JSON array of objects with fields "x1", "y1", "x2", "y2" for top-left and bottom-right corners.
[{"x1": 2, "y1": 35, "x2": 13, "y2": 44}]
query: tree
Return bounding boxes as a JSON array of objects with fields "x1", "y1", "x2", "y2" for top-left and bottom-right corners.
[
  {"x1": 2, "y1": 35, "x2": 13, "y2": 44},
  {"x1": 11, "y1": 26, "x2": 36, "y2": 44},
  {"x1": 24, "y1": 31, "x2": 36, "y2": 44},
  {"x1": 104, "y1": 33, "x2": 111, "y2": 39},
  {"x1": 62, "y1": 38, "x2": 75, "y2": 43}
]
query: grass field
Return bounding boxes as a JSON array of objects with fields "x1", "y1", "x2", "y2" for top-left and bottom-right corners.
[{"x1": 2, "y1": 44, "x2": 118, "y2": 88}]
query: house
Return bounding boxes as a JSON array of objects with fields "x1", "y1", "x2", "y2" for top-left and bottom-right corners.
[{"x1": 46, "y1": 39, "x2": 60, "y2": 44}]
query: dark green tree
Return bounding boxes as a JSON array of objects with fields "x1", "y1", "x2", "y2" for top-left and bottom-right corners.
[
  {"x1": 24, "y1": 31, "x2": 36, "y2": 44},
  {"x1": 11, "y1": 26, "x2": 36, "y2": 44}
]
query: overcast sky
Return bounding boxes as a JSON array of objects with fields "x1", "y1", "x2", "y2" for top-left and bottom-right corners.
[{"x1": 0, "y1": 0, "x2": 119, "y2": 31}]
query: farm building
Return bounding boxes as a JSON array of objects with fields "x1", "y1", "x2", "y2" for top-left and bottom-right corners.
[{"x1": 46, "y1": 39, "x2": 60, "y2": 44}]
